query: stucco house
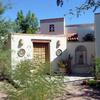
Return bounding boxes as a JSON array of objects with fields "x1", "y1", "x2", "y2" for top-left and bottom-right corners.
[
  {"x1": 66, "y1": 23, "x2": 95, "y2": 75},
  {"x1": 11, "y1": 14, "x2": 100, "y2": 75},
  {"x1": 11, "y1": 34, "x2": 67, "y2": 72}
]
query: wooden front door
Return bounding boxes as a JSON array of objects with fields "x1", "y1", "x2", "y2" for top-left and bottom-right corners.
[{"x1": 33, "y1": 43, "x2": 50, "y2": 63}]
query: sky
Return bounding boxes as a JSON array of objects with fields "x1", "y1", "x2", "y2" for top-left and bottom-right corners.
[{"x1": 3, "y1": 0, "x2": 100, "y2": 25}]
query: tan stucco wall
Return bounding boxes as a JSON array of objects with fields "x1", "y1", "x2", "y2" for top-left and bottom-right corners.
[
  {"x1": 67, "y1": 42, "x2": 95, "y2": 65},
  {"x1": 40, "y1": 21, "x2": 65, "y2": 35},
  {"x1": 67, "y1": 42, "x2": 95, "y2": 74},
  {"x1": 11, "y1": 33, "x2": 67, "y2": 71}
]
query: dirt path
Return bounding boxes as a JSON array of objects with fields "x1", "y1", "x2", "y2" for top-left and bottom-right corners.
[
  {"x1": 0, "y1": 92, "x2": 7, "y2": 100},
  {"x1": 54, "y1": 82, "x2": 100, "y2": 100},
  {"x1": 0, "y1": 81, "x2": 100, "y2": 100}
]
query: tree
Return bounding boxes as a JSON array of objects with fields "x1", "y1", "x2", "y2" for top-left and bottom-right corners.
[
  {"x1": 56, "y1": 0, "x2": 100, "y2": 16},
  {"x1": 0, "y1": 19, "x2": 11, "y2": 49},
  {"x1": 16, "y1": 10, "x2": 39, "y2": 34},
  {"x1": 0, "y1": 0, "x2": 12, "y2": 15},
  {"x1": 0, "y1": 1, "x2": 12, "y2": 49},
  {"x1": 0, "y1": 2, "x2": 5, "y2": 15},
  {"x1": 83, "y1": 33, "x2": 95, "y2": 41}
]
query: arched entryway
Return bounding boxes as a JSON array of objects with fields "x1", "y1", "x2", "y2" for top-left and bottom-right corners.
[{"x1": 75, "y1": 45, "x2": 87, "y2": 65}]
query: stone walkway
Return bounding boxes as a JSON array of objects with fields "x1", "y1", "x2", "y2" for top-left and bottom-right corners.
[
  {"x1": 0, "y1": 92, "x2": 7, "y2": 100},
  {"x1": 0, "y1": 76, "x2": 95, "y2": 100},
  {"x1": 1, "y1": 82, "x2": 100, "y2": 100},
  {"x1": 54, "y1": 80, "x2": 100, "y2": 100},
  {"x1": 63, "y1": 76, "x2": 93, "y2": 83}
]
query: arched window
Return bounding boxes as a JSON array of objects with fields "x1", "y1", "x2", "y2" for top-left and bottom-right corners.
[{"x1": 75, "y1": 45, "x2": 87, "y2": 65}]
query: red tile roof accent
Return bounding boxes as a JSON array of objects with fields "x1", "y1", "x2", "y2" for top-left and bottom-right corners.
[{"x1": 67, "y1": 33, "x2": 78, "y2": 41}]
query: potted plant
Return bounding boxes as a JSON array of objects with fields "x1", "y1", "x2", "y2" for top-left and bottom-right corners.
[{"x1": 58, "y1": 60, "x2": 66, "y2": 74}]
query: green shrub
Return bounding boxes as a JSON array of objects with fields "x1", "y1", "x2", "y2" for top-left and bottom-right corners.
[
  {"x1": 87, "y1": 80, "x2": 96, "y2": 86},
  {"x1": 95, "y1": 58, "x2": 100, "y2": 80},
  {"x1": 87, "y1": 80, "x2": 100, "y2": 88},
  {"x1": 0, "y1": 49, "x2": 64, "y2": 100},
  {"x1": 96, "y1": 81, "x2": 100, "y2": 88},
  {"x1": 0, "y1": 49, "x2": 11, "y2": 76},
  {"x1": 6, "y1": 60, "x2": 64, "y2": 100}
]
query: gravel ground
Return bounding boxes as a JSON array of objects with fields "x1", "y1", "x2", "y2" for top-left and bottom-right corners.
[
  {"x1": 54, "y1": 82, "x2": 100, "y2": 100},
  {"x1": 0, "y1": 92, "x2": 7, "y2": 100},
  {"x1": 0, "y1": 79, "x2": 100, "y2": 100}
]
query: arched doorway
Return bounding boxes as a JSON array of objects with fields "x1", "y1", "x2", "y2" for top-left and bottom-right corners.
[{"x1": 75, "y1": 45, "x2": 87, "y2": 65}]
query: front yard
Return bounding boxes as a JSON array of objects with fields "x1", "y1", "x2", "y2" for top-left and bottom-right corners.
[
  {"x1": 0, "y1": 77, "x2": 100, "y2": 100},
  {"x1": 54, "y1": 80, "x2": 100, "y2": 100}
]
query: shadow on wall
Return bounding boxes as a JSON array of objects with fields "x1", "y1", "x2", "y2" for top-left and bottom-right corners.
[
  {"x1": 51, "y1": 49, "x2": 72, "y2": 75},
  {"x1": 51, "y1": 49, "x2": 95, "y2": 76}
]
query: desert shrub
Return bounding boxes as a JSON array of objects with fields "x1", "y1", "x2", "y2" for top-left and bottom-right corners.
[
  {"x1": 0, "y1": 49, "x2": 11, "y2": 77},
  {"x1": 87, "y1": 80, "x2": 100, "y2": 88},
  {"x1": 6, "y1": 60, "x2": 64, "y2": 100},
  {"x1": 0, "y1": 49, "x2": 64, "y2": 100},
  {"x1": 95, "y1": 58, "x2": 100, "y2": 80},
  {"x1": 87, "y1": 80, "x2": 96, "y2": 86},
  {"x1": 86, "y1": 58, "x2": 100, "y2": 88}
]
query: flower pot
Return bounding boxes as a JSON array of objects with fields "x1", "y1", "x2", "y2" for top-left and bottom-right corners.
[{"x1": 59, "y1": 67, "x2": 66, "y2": 74}]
